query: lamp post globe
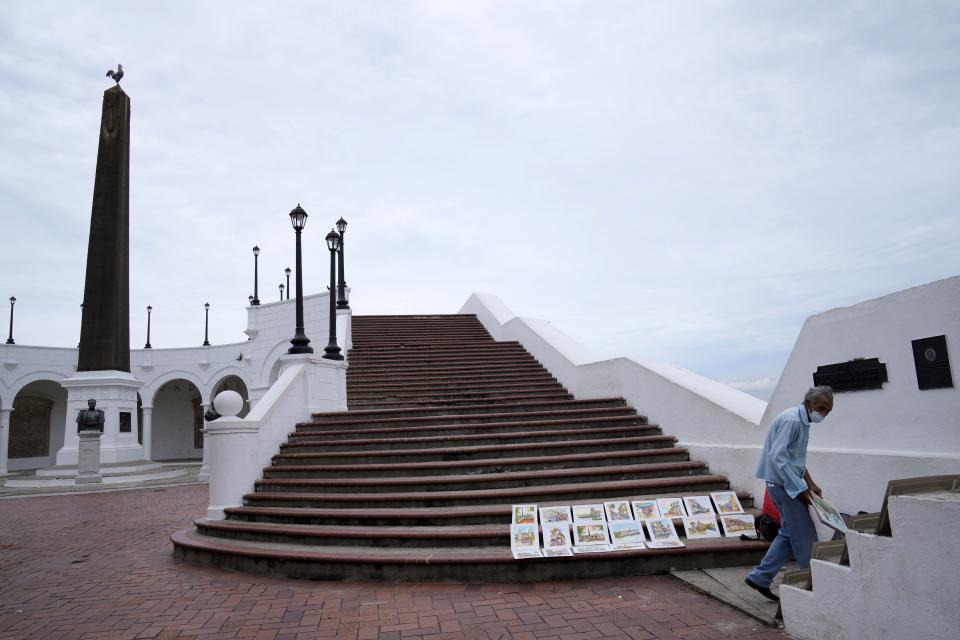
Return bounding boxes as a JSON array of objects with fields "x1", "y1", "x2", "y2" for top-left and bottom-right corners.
[
  {"x1": 323, "y1": 229, "x2": 343, "y2": 360},
  {"x1": 335, "y1": 217, "x2": 349, "y2": 309},
  {"x1": 251, "y1": 246, "x2": 261, "y2": 305},
  {"x1": 287, "y1": 204, "x2": 313, "y2": 354}
]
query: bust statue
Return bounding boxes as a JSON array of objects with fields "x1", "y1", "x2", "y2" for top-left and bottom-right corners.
[{"x1": 76, "y1": 399, "x2": 105, "y2": 433}]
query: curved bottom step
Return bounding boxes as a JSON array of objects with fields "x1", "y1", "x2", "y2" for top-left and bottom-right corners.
[{"x1": 171, "y1": 528, "x2": 768, "y2": 582}]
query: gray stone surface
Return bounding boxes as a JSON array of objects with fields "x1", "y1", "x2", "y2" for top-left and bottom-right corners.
[
  {"x1": 75, "y1": 430, "x2": 103, "y2": 484},
  {"x1": 77, "y1": 85, "x2": 131, "y2": 372},
  {"x1": 672, "y1": 564, "x2": 789, "y2": 627}
]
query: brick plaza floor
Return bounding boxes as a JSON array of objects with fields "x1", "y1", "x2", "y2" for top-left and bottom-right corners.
[{"x1": 0, "y1": 484, "x2": 786, "y2": 640}]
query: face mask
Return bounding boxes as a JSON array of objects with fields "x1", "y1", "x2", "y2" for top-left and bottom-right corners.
[{"x1": 809, "y1": 411, "x2": 825, "y2": 424}]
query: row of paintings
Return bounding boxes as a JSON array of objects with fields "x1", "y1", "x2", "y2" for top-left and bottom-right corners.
[
  {"x1": 510, "y1": 514, "x2": 758, "y2": 559},
  {"x1": 512, "y1": 492, "x2": 744, "y2": 528}
]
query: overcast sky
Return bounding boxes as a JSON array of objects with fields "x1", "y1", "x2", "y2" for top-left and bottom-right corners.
[{"x1": 1, "y1": 2, "x2": 958, "y2": 400}]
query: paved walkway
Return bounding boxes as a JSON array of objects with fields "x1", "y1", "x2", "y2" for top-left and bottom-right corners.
[{"x1": 0, "y1": 485, "x2": 787, "y2": 640}]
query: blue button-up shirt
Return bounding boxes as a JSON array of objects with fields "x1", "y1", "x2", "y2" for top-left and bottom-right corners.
[{"x1": 755, "y1": 405, "x2": 810, "y2": 499}]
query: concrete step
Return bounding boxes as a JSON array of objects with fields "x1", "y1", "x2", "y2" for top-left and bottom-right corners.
[
  {"x1": 243, "y1": 474, "x2": 732, "y2": 509},
  {"x1": 273, "y1": 434, "x2": 678, "y2": 465},
  {"x1": 256, "y1": 461, "x2": 709, "y2": 494},
  {"x1": 266, "y1": 446, "x2": 691, "y2": 478}
]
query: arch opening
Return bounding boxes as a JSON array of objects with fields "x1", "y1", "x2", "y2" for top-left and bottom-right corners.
[{"x1": 8, "y1": 380, "x2": 67, "y2": 471}]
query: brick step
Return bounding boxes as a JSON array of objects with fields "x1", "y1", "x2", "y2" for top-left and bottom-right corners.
[
  {"x1": 242, "y1": 475, "x2": 731, "y2": 509},
  {"x1": 281, "y1": 424, "x2": 658, "y2": 452},
  {"x1": 195, "y1": 519, "x2": 509, "y2": 547},
  {"x1": 273, "y1": 434, "x2": 677, "y2": 465},
  {"x1": 348, "y1": 385, "x2": 567, "y2": 403},
  {"x1": 223, "y1": 491, "x2": 758, "y2": 527},
  {"x1": 348, "y1": 341, "x2": 523, "y2": 353},
  {"x1": 347, "y1": 375, "x2": 559, "y2": 394},
  {"x1": 172, "y1": 528, "x2": 769, "y2": 582},
  {"x1": 310, "y1": 397, "x2": 629, "y2": 422},
  {"x1": 347, "y1": 351, "x2": 539, "y2": 364},
  {"x1": 266, "y1": 447, "x2": 690, "y2": 478},
  {"x1": 349, "y1": 331, "x2": 494, "y2": 340},
  {"x1": 292, "y1": 415, "x2": 648, "y2": 441},
  {"x1": 347, "y1": 361, "x2": 546, "y2": 382},
  {"x1": 346, "y1": 358, "x2": 542, "y2": 373},
  {"x1": 299, "y1": 407, "x2": 640, "y2": 432},
  {"x1": 347, "y1": 370, "x2": 554, "y2": 387},
  {"x1": 347, "y1": 391, "x2": 574, "y2": 410},
  {"x1": 347, "y1": 338, "x2": 496, "y2": 348},
  {"x1": 257, "y1": 461, "x2": 708, "y2": 494}
]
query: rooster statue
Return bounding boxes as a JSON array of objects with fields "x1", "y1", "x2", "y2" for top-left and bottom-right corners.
[{"x1": 106, "y1": 64, "x2": 124, "y2": 84}]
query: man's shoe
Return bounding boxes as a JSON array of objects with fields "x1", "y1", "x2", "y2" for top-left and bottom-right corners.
[{"x1": 744, "y1": 577, "x2": 779, "y2": 601}]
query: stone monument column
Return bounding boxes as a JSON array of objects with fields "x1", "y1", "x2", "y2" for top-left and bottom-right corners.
[{"x1": 57, "y1": 82, "x2": 144, "y2": 466}]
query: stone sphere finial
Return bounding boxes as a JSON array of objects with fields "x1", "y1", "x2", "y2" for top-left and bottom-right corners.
[{"x1": 213, "y1": 390, "x2": 244, "y2": 417}]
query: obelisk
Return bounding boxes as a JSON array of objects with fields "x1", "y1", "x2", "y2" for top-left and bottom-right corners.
[
  {"x1": 78, "y1": 84, "x2": 131, "y2": 372},
  {"x1": 56, "y1": 77, "x2": 144, "y2": 466}
]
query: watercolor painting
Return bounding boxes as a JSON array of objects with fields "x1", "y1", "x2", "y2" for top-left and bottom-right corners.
[
  {"x1": 683, "y1": 496, "x2": 715, "y2": 516},
  {"x1": 720, "y1": 514, "x2": 757, "y2": 537},
  {"x1": 604, "y1": 501, "x2": 633, "y2": 521},
  {"x1": 631, "y1": 500, "x2": 661, "y2": 520},
  {"x1": 572, "y1": 545, "x2": 612, "y2": 554},
  {"x1": 657, "y1": 498, "x2": 687, "y2": 518},
  {"x1": 543, "y1": 523, "x2": 571, "y2": 549},
  {"x1": 543, "y1": 547, "x2": 573, "y2": 557},
  {"x1": 572, "y1": 504, "x2": 607, "y2": 523},
  {"x1": 512, "y1": 504, "x2": 538, "y2": 525},
  {"x1": 710, "y1": 491, "x2": 745, "y2": 515},
  {"x1": 512, "y1": 549, "x2": 543, "y2": 559},
  {"x1": 811, "y1": 493, "x2": 848, "y2": 534},
  {"x1": 573, "y1": 523, "x2": 610, "y2": 546},
  {"x1": 645, "y1": 517, "x2": 683, "y2": 548},
  {"x1": 510, "y1": 524, "x2": 539, "y2": 549},
  {"x1": 609, "y1": 520, "x2": 646, "y2": 545},
  {"x1": 682, "y1": 516, "x2": 722, "y2": 539},
  {"x1": 539, "y1": 505, "x2": 573, "y2": 523}
]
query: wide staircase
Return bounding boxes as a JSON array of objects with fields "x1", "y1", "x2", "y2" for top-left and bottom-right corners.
[{"x1": 173, "y1": 314, "x2": 768, "y2": 581}]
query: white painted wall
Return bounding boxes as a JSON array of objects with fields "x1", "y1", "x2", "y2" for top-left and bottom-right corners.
[
  {"x1": 0, "y1": 289, "x2": 350, "y2": 471},
  {"x1": 763, "y1": 276, "x2": 960, "y2": 514},
  {"x1": 151, "y1": 381, "x2": 202, "y2": 461},
  {"x1": 459, "y1": 293, "x2": 770, "y2": 501},
  {"x1": 781, "y1": 491, "x2": 960, "y2": 640}
]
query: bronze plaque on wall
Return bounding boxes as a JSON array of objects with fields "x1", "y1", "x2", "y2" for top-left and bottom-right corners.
[{"x1": 813, "y1": 358, "x2": 888, "y2": 392}]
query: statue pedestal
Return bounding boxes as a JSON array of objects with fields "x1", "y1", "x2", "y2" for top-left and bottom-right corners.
[
  {"x1": 75, "y1": 430, "x2": 103, "y2": 484},
  {"x1": 56, "y1": 370, "x2": 144, "y2": 466}
]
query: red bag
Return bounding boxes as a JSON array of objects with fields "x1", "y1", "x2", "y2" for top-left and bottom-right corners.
[{"x1": 762, "y1": 489, "x2": 782, "y2": 525}]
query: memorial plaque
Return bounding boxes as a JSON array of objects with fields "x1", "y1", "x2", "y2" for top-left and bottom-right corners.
[
  {"x1": 812, "y1": 358, "x2": 888, "y2": 392},
  {"x1": 119, "y1": 411, "x2": 132, "y2": 433},
  {"x1": 912, "y1": 335, "x2": 954, "y2": 390}
]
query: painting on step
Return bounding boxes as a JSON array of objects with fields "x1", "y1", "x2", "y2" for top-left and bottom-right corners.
[
  {"x1": 645, "y1": 517, "x2": 684, "y2": 548},
  {"x1": 657, "y1": 497, "x2": 687, "y2": 518},
  {"x1": 710, "y1": 491, "x2": 745, "y2": 515},
  {"x1": 604, "y1": 501, "x2": 633, "y2": 521},
  {"x1": 608, "y1": 520, "x2": 646, "y2": 548},
  {"x1": 542, "y1": 523, "x2": 571, "y2": 550},
  {"x1": 539, "y1": 505, "x2": 573, "y2": 523},
  {"x1": 573, "y1": 523, "x2": 610, "y2": 546},
  {"x1": 631, "y1": 500, "x2": 661, "y2": 520},
  {"x1": 683, "y1": 496, "x2": 715, "y2": 516},
  {"x1": 720, "y1": 514, "x2": 757, "y2": 537},
  {"x1": 512, "y1": 504, "x2": 538, "y2": 525},
  {"x1": 510, "y1": 524, "x2": 539, "y2": 550},
  {"x1": 572, "y1": 503, "x2": 607, "y2": 523},
  {"x1": 682, "y1": 516, "x2": 722, "y2": 539}
]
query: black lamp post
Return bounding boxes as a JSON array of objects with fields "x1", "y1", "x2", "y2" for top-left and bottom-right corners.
[
  {"x1": 203, "y1": 302, "x2": 210, "y2": 346},
  {"x1": 279, "y1": 283, "x2": 284, "y2": 301},
  {"x1": 335, "y1": 217, "x2": 349, "y2": 309},
  {"x1": 287, "y1": 205, "x2": 313, "y2": 354},
  {"x1": 251, "y1": 246, "x2": 261, "y2": 305},
  {"x1": 5, "y1": 296, "x2": 15, "y2": 344},
  {"x1": 285, "y1": 267, "x2": 291, "y2": 300},
  {"x1": 323, "y1": 229, "x2": 343, "y2": 360},
  {"x1": 144, "y1": 305, "x2": 152, "y2": 349}
]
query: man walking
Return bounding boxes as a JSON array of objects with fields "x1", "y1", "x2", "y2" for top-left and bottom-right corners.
[{"x1": 745, "y1": 385, "x2": 834, "y2": 600}]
